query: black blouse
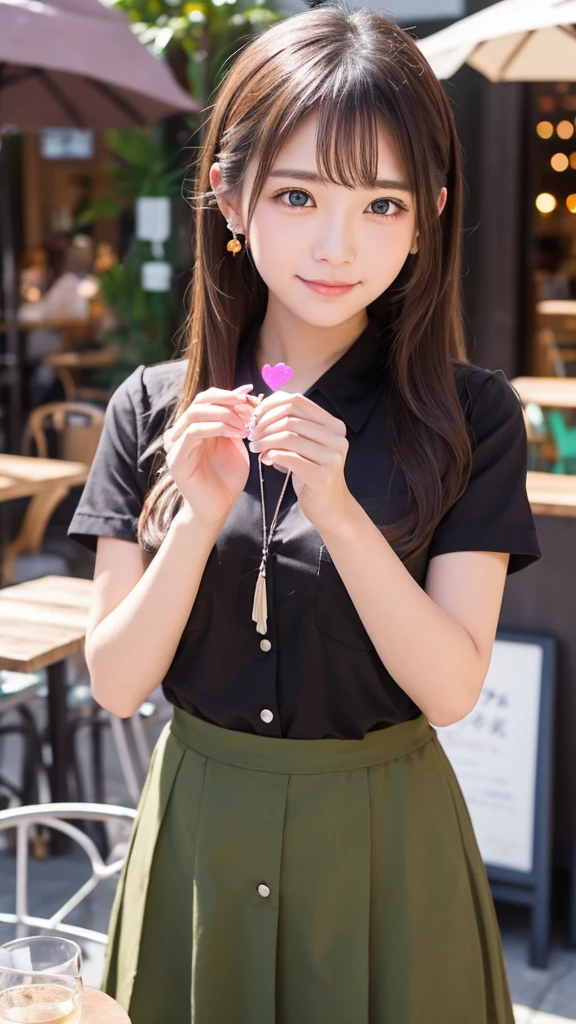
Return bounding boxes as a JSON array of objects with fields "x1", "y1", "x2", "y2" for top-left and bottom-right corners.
[{"x1": 68, "y1": 317, "x2": 542, "y2": 739}]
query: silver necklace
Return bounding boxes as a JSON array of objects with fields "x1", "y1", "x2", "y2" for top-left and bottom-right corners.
[{"x1": 249, "y1": 395, "x2": 292, "y2": 635}]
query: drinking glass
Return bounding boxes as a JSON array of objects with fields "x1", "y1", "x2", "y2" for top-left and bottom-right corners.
[
  {"x1": 0, "y1": 969, "x2": 83, "y2": 1023},
  {"x1": 0, "y1": 940, "x2": 81, "y2": 978}
]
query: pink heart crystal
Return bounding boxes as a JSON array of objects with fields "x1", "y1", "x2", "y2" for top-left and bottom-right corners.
[{"x1": 261, "y1": 362, "x2": 293, "y2": 391}]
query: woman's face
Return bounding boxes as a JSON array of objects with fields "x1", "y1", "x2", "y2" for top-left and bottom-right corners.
[
  {"x1": 213, "y1": 111, "x2": 440, "y2": 327},
  {"x1": 211, "y1": 110, "x2": 444, "y2": 330}
]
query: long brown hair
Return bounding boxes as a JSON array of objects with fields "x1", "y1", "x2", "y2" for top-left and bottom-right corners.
[{"x1": 138, "y1": 3, "x2": 472, "y2": 562}]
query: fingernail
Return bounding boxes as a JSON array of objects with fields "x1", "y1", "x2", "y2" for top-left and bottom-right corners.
[
  {"x1": 235, "y1": 384, "x2": 253, "y2": 393},
  {"x1": 248, "y1": 441, "x2": 258, "y2": 453}
]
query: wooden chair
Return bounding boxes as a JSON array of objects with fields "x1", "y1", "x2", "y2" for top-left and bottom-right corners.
[
  {"x1": 549, "y1": 339, "x2": 576, "y2": 378},
  {"x1": 522, "y1": 403, "x2": 559, "y2": 471},
  {"x1": 1, "y1": 402, "x2": 104, "y2": 586},
  {"x1": 535, "y1": 326, "x2": 576, "y2": 377},
  {"x1": 41, "y1": 347, "x2": 119, "y2": 403}
]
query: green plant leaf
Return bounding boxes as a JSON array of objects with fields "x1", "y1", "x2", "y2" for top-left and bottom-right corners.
[{"x1": 74, "y1": 197, "x2": 127, "y2": 225}]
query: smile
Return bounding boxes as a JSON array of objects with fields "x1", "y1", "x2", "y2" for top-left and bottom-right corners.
[{"x1": 298, "y1": 277, "x2": 358, "y2": 296}]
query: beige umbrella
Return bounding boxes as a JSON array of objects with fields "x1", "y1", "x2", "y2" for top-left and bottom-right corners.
[{"x1": 418, "y1": 0, "x2": 576, "y2": 82}]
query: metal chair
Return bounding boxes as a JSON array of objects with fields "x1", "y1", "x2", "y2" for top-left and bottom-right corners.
[
  {"x1": 0, "y1": 803, "x2": 136, "y2": 944},
  {"x1": 66, "y1": 681, "x2": 156, "y2": 807},
  {"x1": 0, "y1": 671, "x2": 48, "y2": 814}
]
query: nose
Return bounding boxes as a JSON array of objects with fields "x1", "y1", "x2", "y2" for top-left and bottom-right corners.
[{"x1": 311, "y1": 214, "x2": 354, "y2": 265}]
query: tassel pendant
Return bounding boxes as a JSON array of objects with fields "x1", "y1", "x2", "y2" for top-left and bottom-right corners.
[
  {"x1": 251, "y1": 438, "x2": 291, "y2": 640},
  {"x1": 252, "y1": 559, "x2": 268, "y2": 635}
]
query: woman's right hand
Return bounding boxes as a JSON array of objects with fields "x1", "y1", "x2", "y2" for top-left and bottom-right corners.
[{"x1": 163, "y1": 384, "x2": 258, "y2": 528}]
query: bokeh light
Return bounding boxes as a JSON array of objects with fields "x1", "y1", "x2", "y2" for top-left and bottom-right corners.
[
  {"x1": 535, "y1": 193, "x2": 557, "y2": 213},
  {"x1": 567, "y1": 195, "x2": 576, "y2": 213},
  {"x1": 557, "y1": 120, "x2": 575, "y2": 139},
  {"x1": 551, "y1": 152, "x2": 569, "y2": 171},
  {"x1": 536, "y1": 120, "x2": 554, "y2": 138}
]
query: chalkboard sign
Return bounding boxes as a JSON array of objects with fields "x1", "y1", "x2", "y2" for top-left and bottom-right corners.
[{"x1": 436, "y1": 631, "x2": 556, "y2": 968}]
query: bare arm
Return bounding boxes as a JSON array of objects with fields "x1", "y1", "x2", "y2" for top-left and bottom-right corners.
[
  {"x1": 83, "y1": 383, "x2": 257, "y2": 718},
  {"x1": 85, "y1": 505, "x2": 223, "y2": 718},
  {"x1": 319, "y1": 495, "x2": 510, "y2": 728}
]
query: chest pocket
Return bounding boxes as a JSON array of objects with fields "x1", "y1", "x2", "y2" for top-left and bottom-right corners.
[{"x1": 316, "y1": 496, "x2": 406, "y2": 651}]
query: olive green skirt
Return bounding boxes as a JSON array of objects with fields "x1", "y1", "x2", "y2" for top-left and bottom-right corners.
[{"x1": 102, "y1": 707, "x2": 515, "y2": 1024}]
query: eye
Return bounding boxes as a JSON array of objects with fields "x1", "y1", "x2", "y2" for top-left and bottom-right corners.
[
  {"x1": 271, "y1": 189, "x2": 407, "y2": 218},
  {"x1": 273, "y1": 189, "x2": 312, "y2": 208},
  {"x1": 368, "y1": 198, "x2": 406, "y2": 217}
]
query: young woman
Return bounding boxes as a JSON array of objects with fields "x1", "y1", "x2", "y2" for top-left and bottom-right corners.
[{"x1": 68, "y1": 6, "x2": 542, "y2": 1022}]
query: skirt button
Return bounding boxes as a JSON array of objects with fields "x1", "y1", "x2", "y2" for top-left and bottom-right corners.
[
  {"x1": 257, "y1": 883, "x2": 271, "y2": 898},
  {"x1": 260, "y1": 638, "x2": 272, "y2": 652},
  {"x1": 260, "y1": 709, "x2": 274, "y2": 724}
]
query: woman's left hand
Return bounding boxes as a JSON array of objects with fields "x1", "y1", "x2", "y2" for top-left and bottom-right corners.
[{"x1": 248, "y1": 391, "x2": 352, "y2": 531}]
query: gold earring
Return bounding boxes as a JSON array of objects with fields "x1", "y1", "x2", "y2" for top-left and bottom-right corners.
[{"x1": 226, "y1": 220, "x2": 243, "y2": 255}]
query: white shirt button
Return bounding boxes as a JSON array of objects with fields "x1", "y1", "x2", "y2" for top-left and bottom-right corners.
[
  {"x1": 260, "y1": 638, "x2": 272, "y2": 652},
  {"x1": 257, "y1": 883, "x2": 270, "y2": 898},
  {"x1": 260, "y1": 709, "x2": 274, "y2": 724}
]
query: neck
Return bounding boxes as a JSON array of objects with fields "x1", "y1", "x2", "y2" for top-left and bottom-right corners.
[{"x1": 253, "y1": 297, "x2": 370, "y2": 394}]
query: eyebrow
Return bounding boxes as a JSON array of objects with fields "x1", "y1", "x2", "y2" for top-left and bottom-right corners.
[{"x1": 267, "y1": 169, "x2": 412, "y2": 192}]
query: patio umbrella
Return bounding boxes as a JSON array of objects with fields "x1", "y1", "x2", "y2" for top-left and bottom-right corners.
[
  {"x1": 0, "y1": 0, "x2": 201, "y2": 451},
  {"x1": 418, "y1": 0, "x2": 576, "y2": 82},
  {"x1": 0, "y1": 0, "x2": 200, "y2": 129}
]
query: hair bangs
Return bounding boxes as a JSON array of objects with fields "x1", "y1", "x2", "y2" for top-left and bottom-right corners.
[{"x1": 313, "y1": 93, "x2": 380, "y2": 191}]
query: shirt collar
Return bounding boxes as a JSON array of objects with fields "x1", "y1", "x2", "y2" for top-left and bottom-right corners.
[{"x1": 235, "y1": 315, "x2": 391, "y2": 434}]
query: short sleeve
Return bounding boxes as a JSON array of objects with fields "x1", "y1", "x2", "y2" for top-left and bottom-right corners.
[
  {"x1": 67, "y1": 365, "x2": 146, "y2": 553},
  {"x1": 427, "y1": 368, "x2": 542, "y2": 575}
]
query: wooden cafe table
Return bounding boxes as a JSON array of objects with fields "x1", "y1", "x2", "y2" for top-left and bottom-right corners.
[
  {"x1": 0, "y1": 454, "x2": 88, "y2": 586},
  {"x1": 0, "y1": 575, "x2": 92, "y2": 805},
  {"x1": 526, "y1": 469, "x2": 576, "y2": 518},
  {"x1": 0, "y1": 454, "x2": 88, "y2": 503},
  {"x1": 82, "y1": 988, "x2": 131, "y2": 1022},
  {"x1": 510, "y1": 376, "x2": 576, "y2": 409}
]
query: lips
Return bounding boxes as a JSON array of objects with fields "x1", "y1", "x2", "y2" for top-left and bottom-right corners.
[
  {"x1": 298, "y1": 277, "x2": 358, "y2": 296},
  {"x1": 303, "y1": 279, "x2": 355, "y2": 286}
]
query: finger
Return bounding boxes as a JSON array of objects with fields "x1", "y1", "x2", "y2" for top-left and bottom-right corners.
[
  {"x1": 252, "y1": 430, "x2": 345, "y2": 467},
  {"x1": 260, "y1": 449, "x2": 315, "y2": 483},
  {"x1": 194, "y1": 384, "x2": 254, "y2": 401},
  {"x1": 165, "y1": 385, "x2": 257, "y2": 448},
  {"x1": 232, "y1": 399, "x2": 260, "y2": 420},
  {"x1": 176, "y1": 385, "x2": 254, "y2": 424},
  {"x1": 166, "y1": 402, "x2": 249, "y2": 445},
  {"x1": 251, "y1": 416, "x2": 341, "y2": 448},
  {"x1": 166, "y1": 419, "x2": 246, "y2": 457},
  {"x1": 252, "y1": 393, "x2": 346, "y2": 437},
  {"x1": 189, "y1": 385, "x2": 252, "y2": 405}
]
